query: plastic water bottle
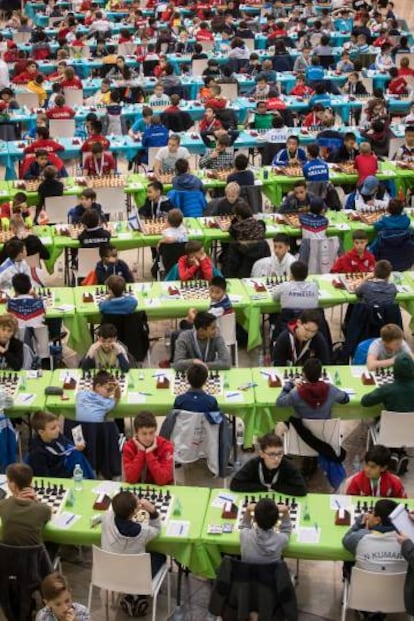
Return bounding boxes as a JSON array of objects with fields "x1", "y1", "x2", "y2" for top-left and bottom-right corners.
[
  {"x1": 352, "y1": 454, "x2": 361, "y2": 474},
  {"x1": 73, "y1": 464, "x2": 83, "y2": 491}
]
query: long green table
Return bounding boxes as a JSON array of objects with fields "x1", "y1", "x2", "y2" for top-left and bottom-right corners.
[
  {"x1": 199, "y1": 489, "x2": 414, "y2": 579},
  {"x1": 3, "y1": 370, "x2": 51, "y2": 414}
]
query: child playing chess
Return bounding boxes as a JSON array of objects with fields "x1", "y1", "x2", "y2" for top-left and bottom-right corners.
[
  {"x1": 98, "y1": 275, "x2": 138, "y2": 316},
  {"x1": 230, "y1": 433, "x2": 307, "y2": 496},
  {"x1": 251, "y1": 234, "x2": 296, "y2": 279},
  {"x1": 68, "y1": 189, "x2": 106, "y2": 225},
  {"x1": 345, "y1": 445, "x2": 407, "y2": 498},
  {"x1": 0, "y1": 463, "x2": 51, "y2": 545},
  {"x1": 184, "y1": 276, "x2": 232, "y2": 326},
  {"x1": 177, "y1": 240, "x2": 214, "y2": 282},
  {"x1": 362, "y1": 352, "x2": 414, "y2": 419},
  {"x1": 95, "y1": 243, "x2": 134, "y2": 285},
  {"x1": 173, "y1": 363, "x2": 220, "y2": 413},
  {"x1": 28, "y1": 410, "x2": 94, "y2": 479},
  {"x1": 366, "y1": 323, "x2": 414, "y2": 372},
  {"x1": 101, "y1": 490, "x2": 166, "y2": 618},
  {"x1": 82, "y1": 142, "x2": 116, "y2": 177},
  {"x1": 240, "y1": 498, "x2": 292, "y2": 564},
  {"x1": 271, "y1": 260, "x2": 319, "y2": 311},
  {"x1": 276, "y1": 358, "x2": 349, "y2": 419},
  {"x1": 330, "y1": 229, "x2": 375, "y2": 274},
  {"x1": 354, "y1": 260, "x2": 397, "y2": 307},
  {"x1": 138, "y1": 181, "x2": 173, "y2": 219},
  {"x1": 75, "y1": 369, "x2": 121, "y2": 423},
  {"x1": 81, "y1": 323, "x2": 130, "y2": 372},
  {"x1": 298, "y1": 198, "x2": 329, "y2": 240},
  {"x1": 0, "y1": 216, "x2": 49, "y2": 265},
  {"x1": 158, "y1": 208, "x2": 188, "y2": 245},
  {"x1": 78, "y1": 210, "x2": 111, "y2": 248},
  {"x1": 369, "y1": 198, "x2": 411, "y2": 254},
  {"x1": 0, "y1": 239, "x2": 34, "y2": 291},
  {"x1": 0, "y1": 191, "x2": 34, "y2": 224},
  {"x1": 122, "y1": 411, "x2": 174, "y2": 485},
  {"x1": 0, "y1": 313, "x2": 24, "y2": 370},
  {"x1": 36, "y1": 572, "x2": 90, "y2": 621}
]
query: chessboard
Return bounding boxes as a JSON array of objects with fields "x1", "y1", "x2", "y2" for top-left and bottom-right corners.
[
  {"x1": 171, "y1": 370, "x2": 223, "y2": 396},
  {"x1": 357, "y1": 209, "x2": 387, "y2": 225},
  {"x1": 0, "y1": 371, "x2": 21, "y2": 397},
  {"x1": 32, "y1": 287, "x2": 55, "y2": 308},
  {"x1": 167, "y1": 280, "x2": 210, "y2": 300},
  {"x1": 361, "y1": 368, "x2": 394, "y2": 386},
  {"x1": 203, "y1": 216, "x2": 232, "y2": 232},
  {"x1": 333, "y1": 162, "x2": 356, "y2": 175},
  {"x1": 13, "y1": 180, "x2": 41, "y2": 192},
  {"x1": 140, "y1": 218, "x2": 167, "y2": 236},
  {"x1": 0, "y1": 230, "x2": 20, "y2": 244},
  {"x1": 281, "y1": 367, "x2": 332, "y2": 383},
  {"x1": 33, "y1": 481, "x2": 68, "y2": 516},
  {"x1": 248, "y1": 275, "x2": 288, "y2": 294},
  {"x1": 157, "y1": 172, "x2": 174, "y2": 185},
  {"x1": 62, "y1": 368, "x2": 128, "y2": 396},
  {"x1": 338, "y1": 272, "x2": 369, "y2": 293},
  {"x1": 82, "y1": 285, "x2": 136, "y2": 304},
  {"x1": 119, "y1": 486, "x2": 174, "y2": 525},
  {"x1": 55, "y1": 223, "x2": 84, "y2": 238},
  {"x1": 274, "y1": 166, "x2": 303, "y2": 178},
  {"x1": 87, "y1": 175, "x2": 126, "y2": 189},
  {"x1": 236, "y1": 494, "x2": 300, "y2": 532}
]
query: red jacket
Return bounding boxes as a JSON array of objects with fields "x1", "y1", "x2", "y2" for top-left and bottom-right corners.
[
  {"x1": 290, "y1": 84, "x2": 313, "y2": 97},
  {"x1": 46, "y1": 105, "x2": 76, "y2": 119},
  {"x1": 61, "y1": 77, "x2": 83, "y2": 90},
  {"x1": 346, "y1": 470, "x2": 407, "y2": 498},
  {"x1": 178, "y1": 255, "x2": 214, "y2": 281},
  {"x1": 122, "y1": 436, "x2": 174, "y2": 485},
  {"x1": 12, "y1": 70, "x2": 43, "y2": 84},
  {"x1": 81, "y1": 134, "x2": 110, "y2": 153},
  {"x1": 199, "y1": 116, "x2": 222, "y2": 132},
  {"x1": 24, "y1": 139, "x2": 65, "y2": 154},
  {"x1": 399, "y1": 67, "x2": 414, "y2": 77},
  {"x1": 330, "y1": 248, "x2": 376, "y2": 273},
  {"x1": 204, "y1": 97, "x2": 227, "y2": 110},
  {"x1": 354, "y1": 153, "x2": 378, "y2": 184},
  {"x1": 83, "y1": 152, "x2": 116, "y2": 176},
  {"x1": 389, "y1": 76, "x2": 408, "y2": 95},
  {"x1": 196, "y1": 29, "x2": 214, "y2": 41}
]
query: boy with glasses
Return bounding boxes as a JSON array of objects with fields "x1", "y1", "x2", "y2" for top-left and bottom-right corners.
[{"x1": 230, "y1": 433, "x2": 307, "y2": 496}]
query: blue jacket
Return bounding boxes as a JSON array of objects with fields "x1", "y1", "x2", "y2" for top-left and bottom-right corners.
[
  {"x1": 98, "y1": 295, "x2": 138, "y2": 315},
  {"x1": 75, "y1": 390, "x2": 116, "y2": 423},
  {"x1": 172, "y1": 173, "x2": 204, "y2": 193},
  {"x1": 305, "y1": 65, "x2": 325, "y2": 82},
  {"x1": 28, "y1": 433, "x2": 75, "y2": 478},
  {"x1": 68, "y1": 202, "x2": 106, "y2": 224},
  {"x1": 302, "y1": 158, "x2": 329, "y2": 182},
  {"x1": 273, "y1": 148, "x2": 307, "y2": 166},
  {"x1": 374, "y1": 213, "x2": 411, "y2": 233},
  {"x1": 168, "y1": 189, "x2": 206, "y2": 217},
  {"x1": 142, "y1": 124, "x2": 169, "y2": 148},
  {"x1": 308, "y1": 93, "x2": 332, "y2": 108},
  {"x1": 95, "y1": 259, "x2": 134, "y2": 285},
  {"x1": 173, "y1": 388, "x2": 219, "y2": 413}
]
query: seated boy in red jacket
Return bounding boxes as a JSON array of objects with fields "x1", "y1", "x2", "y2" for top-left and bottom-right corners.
[
  {"x1": 177, "y1": 240, "x2": 214, "y2": 282},
  {"x1": 122, "y1": 411, "x2": 174, "y2": 485},
  {"x1": 345, "y1": 445, "x2": 407, "y2": 498},
  {"x1": 330, "y1": 229, "x2": 375, "y2": 274},
  {"x1": 388, "y1": 67, "x2": 409, "y2": 95}
]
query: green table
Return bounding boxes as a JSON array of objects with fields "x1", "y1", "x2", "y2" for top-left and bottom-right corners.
[
  {"x1": 4, "y1": 370, "x2": 51, "y2": 415},
  {"x1": 0, "y1": 477, "x2": 211, "y2": 578},
  {"x1": 200, "y1": 489, "x2": 414, "y2": 579}
]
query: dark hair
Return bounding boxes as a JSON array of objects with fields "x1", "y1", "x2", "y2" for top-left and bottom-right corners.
[
  {"x1": 254, "y1": 498, "x2": 279, "y2": 530},
  {"x1": 81, "y1": 209, "x2": 99, "y2": 229},
  {"x1": 5, "y1": 239, "x2": 25, "y2": 261},
  {"x1": 299, "y1": 309, "x2": 321, "y2": 326},
  {"x1": 99, "y1": 242, "x2": 116, "y2": 259},
  {"x1": 112, "y1": 491, "x2": 137, "y2": 519},
  {"x1": 210, "y1": 275, "x2": 227, "y2": 291},
  {"x1": 389, "y1": 66, "x2": 398, "y2": 78},
  {"x1": 97, "y1": 323, "x2": 118, "y2": 339},
  {"x1": 13, "y1": 192, "x2": 27, "y2": 206},
  {"x1": 290, "y1": 260, "x2": 308, "y2": 281},
  {"x1": 234, "y1": 153, "x2": 248, "y2": 171},
  {"x1": 303, "y1": 358, "x2": 322, "y2": 383},
  {"x1": 147, "y1": 180, "x2": 163, "y2": 194},
  {"x1": 187, "y1": 363, "x2": 208, "y2": 389},
  {"x1": 307, "y1": 143, "x2": 320, "y2": 158},
  {"x1": 92, "y1": 369, "x2": 115, "y2": 388},
  {"x1": 373, "y1": 498, "x2": 398, "y2": 527},
  {"x1": 40, "y1": 573, "x2": 70, "y2": 602},
  {"x1": 365, "y1": 445, "x2": 391, "y2": 468},
  {"x1": 293, "y1": 180, "x2": 307, "y2": 189},
  {"x1": 31, "y1": 410, "x2": 58, "y2": 432},
  {"x1": 35, "y1": 149, "x2": 48, "y2": 158},
  {"x1": 406, "y1": 124, "x2": 414, "y2": 134},
  {"x1": 374, "y1": 259, "x2": 392, "y2": 279},
  {"x1": 258, "y1": 433, "x2": 283, "y2": 451},
  {"x1": 310, "y1": 199, "x2": 324, "y2": 216},
  {"x1": 344, "y1": 132, "x2": 357, "y2": 142},
  {"x1": 372, "y1": 119, "x2": 385, "y2": 133},
  {"x1": 352, "y1": 229, "x2": 369, "y2": 241},
  {"x1": 175, "y1": 158, "x2": 189, "y2": 176},
  {"x1": 106, "y1": 275, "x2": 125, "y2": 297},
  {"x1": 43, "y1": 165, "x2": 58, "y2": 180},
  {"x1": 287, "y1": 135, "x2": 299, "y2": 145},
  {"x1": 91, "y1": 141, "x2": 104, "y2": 155},
  {"x1": 80, "y1": 188, "x2": 97, "y2": 201},
  {"x1": 387, "y1": 198, "x2": 404, "y2": 216},
  {"x1": 12, "y1": 273, "x2": 31, "y2": 295},
  {"x1": 36, "y1": 126, "x2": 49, "y2": 140},
  {"x1": 90, "y1": 119, "x2": 103, "y2": 135},
  {"x1": 217, "y1": 134, "x2": 230, "y2": 148},
  {"x1": 6, "y1": 463, "x2": 33, "y2": 489},
  {"x1": 234, "y1": 202, "x2": 253, "y2": 220},
  {"x1": 273, "y1": 233, "x2": 290, "y2": 245},
  {"x1": 134, "y1": 411, "x2": 157, "y2": 431},
  {"x1": 194, "y1": 311, "x2": 216, "y2": 331},
  {"x1": 185, "y1": 240, "x2": 203, "y2": 255}
]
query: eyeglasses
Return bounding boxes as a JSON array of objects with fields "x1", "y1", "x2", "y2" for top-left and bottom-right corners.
[{"x1": 263, "y1": 451, "x2": 284, "y2": 458}]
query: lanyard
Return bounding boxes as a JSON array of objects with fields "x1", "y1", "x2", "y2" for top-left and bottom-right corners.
[
  {"x1": 192, "y1": 331, "x2": 210, "y2": 362},
  {"x1": 259, "y1": 461, "x2": 280, "y2": 490},
  {"x1": 151, "y1": 198, "x2": 161, "y2": 218},
  {"x1": 288, "y1": 330, "x2": 311, "y2": 364},
  {"x1": 93, "y1": 155, "x2": 104, "y2": 177},
  {"x1": 370, "y1": 478, "x2": 380, "y2": 497}
]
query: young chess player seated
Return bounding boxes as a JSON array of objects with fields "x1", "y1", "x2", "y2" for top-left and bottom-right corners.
[
  {"x1": 122, "y1": 411, "x2": 174, "y2": 485},
  {"x1": 366, "y1": 324, "x2": 414, "y2": 372},
  {"x1": 251, "y1": 233, "x2": 296, "y2": 278},
  {"x1": 75, "y1": 369, "x2": 121, "y2": 423},
  {"x1": 82, "y1": 142, "x2": 116, "y2": 177},
  {"x1": 0, "y1": 313, "x2": 24, "y2": 370},
  {"x1": 345, "y1": 445, "x2": 407, "y2": 498},
  {"x1": 68, "y1": 189, "x2": 106, "y2": 225},
  {"x1": 81, "y1": 323, "x2": 130, "y2": 372},
  {"x1": 330, "y1": 229, "x2": 375, "y2": 274},
  {"x1": 98, "y1": 275, "x2": 138, "y2": 316},
  {"x1": 173, "y1": 311, "x2": 231, "y2": 372},
  {"x1": 177, "y1": 240, "x2": 214, "y2": 282},
  {"x1": 230, "y1": 433, "x2": 307, "y2": 496},
  {"x1": 272, "y1": 309, "x2": 331, "y2": 366},
  {"x1": 95, "y1": 243, "x2": 134, "y2": 285},
  {"x1": 173, "y1": 363, "x2": 220, "y2": 413}
]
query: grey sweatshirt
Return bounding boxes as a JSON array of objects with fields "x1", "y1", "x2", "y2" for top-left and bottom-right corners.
[
  {"x1": 173, "y1": 329, "x2": 231, "y2": 371},
  {"x1": 276, "y1": 382, "x2": 349, "y2": 419},
  {"x1": 101, "y1": 511, "x2": 161, "y2": 554},
  {"x1": 240, "y1": 513, "x2": 292, "y2": 564},
  {"x1": 272, "y1": 280, "x2": 319, "y2": 310}
]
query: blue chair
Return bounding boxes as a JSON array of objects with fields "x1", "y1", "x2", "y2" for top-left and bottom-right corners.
[
  {"x1": 352, "y1": 338, "x2": 375, "y2": 365},
  {"x1": 168, "y1": 189, "x2": 207, "y2": 217}
]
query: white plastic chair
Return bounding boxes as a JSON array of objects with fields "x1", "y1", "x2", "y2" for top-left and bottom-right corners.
[
  {"x1": 25, "y1": 253, "x2": 41, "y2": 268},
  {"x1": 15, "y1": 92, "x2": 39, "y2": 109},
  {"x1": 284, "y1": 418, "x2": 342, "y2": 457},
  {"x1": 12, "y1": 31, "x2": 31, "y2": 44},
  {"x1": 94, "y1": 187, "x2": 127, "y2": 220},
  {"x1": 218, "y1": 311, "x2": 238, "y2": 367},
  {"x1": 118, "y1": 42, "x2": 136, "y2": 56},
  {"x1": 191, "y1": 58, "x2": 209, "y2": 76},
  {"x1": 395, "y1": 53, "x2": 414, "y2": 68},
  {"x1": 45, "y1": 195, "x2": 75, "y2": 223},
  {"x1": 360, "y1": 76, "x2": 373, "y2": 95},
  {"x1": 148, "y1": 146, "x2": 160, "y2": 171},
  {"x1": 242, "y1": 38, "x2": 255, "y2": 51},
  {"x1": 76, "y1": 247, "x2": 100, "y2": 280},
  {"x1": 368, "y1": 410, "x2": 414, "y2": 450},
  {"x1": 341, "y1": 568, "x2": 411, "y2": 621},
  {"x1": 219, "y1": 83, "x2": 238, "y2": 100},
  {"x1": 388, "y1": 136, "x2": 405, "y2": 160},
  {"x1": 63, "y1": 88, "x2": 84, "y2": 107},
  {"x1": 87, "y1": 546, "x2": 170, "y2": 621},
  {"x1": 49, "y1": 119, "x2": 76, "y2": 139}
]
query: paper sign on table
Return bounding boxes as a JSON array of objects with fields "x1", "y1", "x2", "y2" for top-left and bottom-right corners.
[
  {"x1": 92, "y1": 481, "x2": 121, "y2": 495},
  {"x1": 166, "y1": 520, "x2": 190, "y2": 537},
  {"x1": 52, "y1": 512, "x2": 81, "y2": 529},
  {"x1": 297, "y1": 527, "x2": 321, "y2": 544},
  {"x1": 15, "y1": 393, "x2": 36, "y2": 405},
  {"x1": 127, "y1": 392, "x2": 147, "y2": 404},
  {"x1": 224, "y1": 391, "x2": 244, "y2": 403},
  {"x1": 211, "y1": 493, "x2": 237, "y2": 508},
  {"x1": 330, "y1": 495, "x2": 352, "y2": 511}
]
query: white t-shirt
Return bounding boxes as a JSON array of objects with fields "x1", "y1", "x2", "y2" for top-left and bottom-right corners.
[
  {"x1": 251, "y1": 253, "x2": 296, "y2": 278},
  {"x1": 155, "y1": 146, "x2": 191, "y2": 172},
  {"x1": 368, "y1": 338, "x2": 411, "y2": 361}
]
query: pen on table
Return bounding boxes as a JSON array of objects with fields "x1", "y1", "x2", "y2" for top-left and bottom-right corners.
[
  {"x1": 179, "y1": 524, "x2": 184, "y2": 535},
  {"x1": 138, "y1": 392, "x2": 152, "y2": 397},
  {"x1": 226, "y1": 392, "x2": 240, "y2": 398},
  {"x1": 22, "y1": 394, "x2": 34, "y2": 402},
  {"x1": 65, "y1": 514, "x2": 76, "y2": 526},
  {"x1": 335, "y1": 500, "x2": 341, "y2": 510},
  {"x1": 314, "y1": 522, "x2": 319, "y2": 533},
  {"x1": 260, "y1": 370, "x2": 271, "y2": 377}
]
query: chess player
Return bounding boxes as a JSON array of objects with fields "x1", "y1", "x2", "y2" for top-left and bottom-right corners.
[
  {"x1": 345, "y1": 445, "x2": 407, "y2": 498},
  {"x1": 251, "y1": 233, "x2": 296, "y2": 278},
  {"x1": 173, "y1": 311, "x2": 231, "y2": 372},
  {"x1": 240, "y1": 498, "x2": 292, "y2": 564},
  {"x1": 173, "y1": 363, "x2": 220, "y2": 413},
  {"x1": 82, "y1": 142, "x2": 116, "y2": 177},
  {"x1": 361, "y1": 353, "x2": 414, "y2": 413},
  {"x1": 153, "y1": 134, "x2": 190, "y2": 177},
  {"x1": 230, "y1": 433, "x2": 307, "y2": 496},
  {"x1": 98, "y1": 275, "x2": 138, "y2": 315},
  {"x1": 330, "y1": 229, "x2": 375, "y2": 274},
  {"x1": 75, "y1": 369, "x2": 121, "y2": 423},
  {"x1": 81, "y1": 323, "x2": 130, "y2": 372},
  {"x1": 122, "y1": 411, "x2": 174, "y2": 485},
  {"x1": 272, "y1": 309, "x2": 331, "y2": 366},
  {"x1": 366, "y1": 324, "x2": 414, "y2": 372}
]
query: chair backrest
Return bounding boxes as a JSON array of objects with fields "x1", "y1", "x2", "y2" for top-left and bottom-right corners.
[
  {"x1": 77, "y1": 247, "x2": 100, "y2": 278},
  {"x1": 69, "y1": 46, "x2": 90, "y2": 59},
  {"x1": 284, "y1": 418, "x2": 342, "y2": 457},
  {"x1": 191, "y1": 58, "x2": 208, "y2": 76},
  {"x1": 170, "y1": 410, "x2": 220, "y2": 475},
  {"x1": 376, "y1": 230, "x2": 414, "y2": 271},
  {"x1": 143, "y1": 60, "x2": 159, "y2": 76},
  {"x1": 360, "y1": 76, "x2": 373, "y2": 95},
  {"x1": 158, "y1": 242, "x2": 187, "y2": 275},
  {"x1": 63, "y1": 88, "x2": 84, "y2": 107},
  {"x1": 358, "y1": 52, "x2": 377, "y2": 68},
  {"x1": 319, "y1": 55, "x2": 335, "y2": 70},
  {"x1": 45, "y1": 195, "x2": 74, "y2": 223},
  {"x1": 118, "y1": 42, "x2": 136, "y2": 56},
  {"x1": 12, "y1": 31, "x2": 31, "y2": 44},
  {"x1": 49, "y1": 119, "x2": 76, "y2": 139},
  {"x1": 352, "y1": 337, "x2": 375, "y2": 365},
  {"x1": 242, "y1": 38, "x2": 255, "y2": 51},
  {"x1": 347, "y1": 567, "x2": 406, "y2": 614},
  {"x1": 395, "y1": 53, "x2": 414, "y2": 68},
  {"x1": 200, "y1": 40, "x2": 215, "y2": 53},
  {"x1": 388, "y1": 136, "x2": 405, "y2": 160},
  {"x1": 94, "y1": 187, "x2": 126, "y2": 219},
  {"x1": 91, "y1": 546, "x2": 154, "y2": 594},
  {"x1": 218, "y1": 311, "x2": 236, "y2": 346},
  {"x1": 377, "y1": 410, "x2": 414, "y2": 447},
  {"x1": 148, "y1": 146, "x2": 159, "y2": 170},
  {"x1": 219, "y1": 82, "x2": 238, "y2": 100},
  {"x1": 15, "y1": 92, "x2": 39, "y2": 109}
]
